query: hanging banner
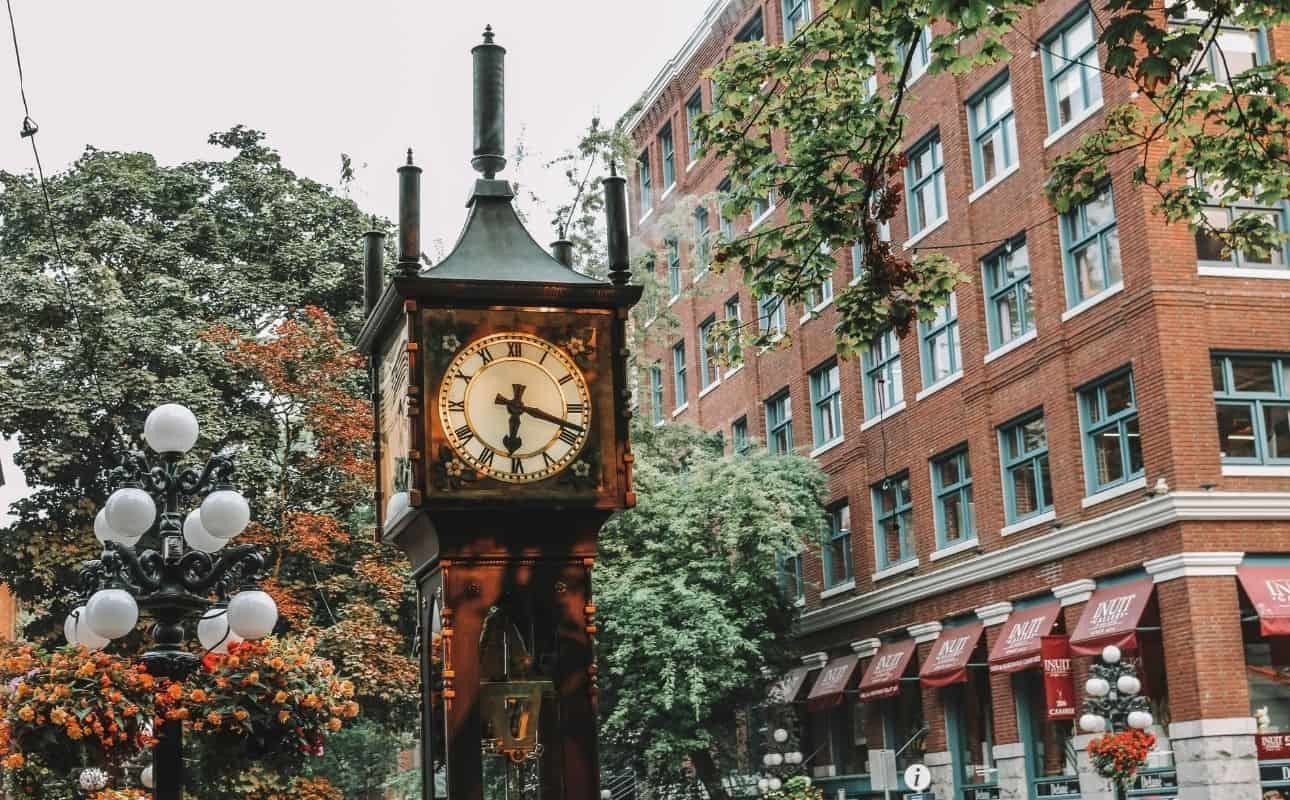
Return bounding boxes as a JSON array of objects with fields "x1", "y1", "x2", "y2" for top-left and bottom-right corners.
[{"x1": 1040, "y1": 635, "x2": 1076, "y2": 721}]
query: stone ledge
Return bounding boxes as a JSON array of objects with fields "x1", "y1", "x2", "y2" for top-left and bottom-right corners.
[{"x1": 1169, "y1": 717, "x2": 1257, "y2": 740}]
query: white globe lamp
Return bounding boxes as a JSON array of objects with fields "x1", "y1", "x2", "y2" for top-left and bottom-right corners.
[
  {"x1": 197, "y1": 607, "x2": 242, "y2": 654},
  {"x1": 1117, "y1": 675, "x2": 1141, "y2": 696},
  {"x1": 1127, "y1": 710, "x2": 1154, "y2": 730},
  {"x1": 385, "y1": 491, "x2": 410, "y2": 527},
  {"x1": 1101, "y1": 645, "x2": 1122, "y2": 664},
  {"x1": 85, "y1": 589, "x2": 139, "y2": 639},
  {"x1": 227, "y1": 590, "x2": 278, "y2": 639},
  {"x1": 763, "y1": 754, "x2": 774, "y2": 767},
  {"x1": 143, "y1": 403, "x2": 200, "y2": 454},
  {"x1": 767, "y1": 753, "x2": 783, "y2": 767},
  {"x1": 1079, "y1": 713, "x2": 1106, "y2": 733},
  {"x1": 772, "y1": 728, "x2": 789, "y2": 744},
  {"x1": 94, "y1": 509, "x2": 141, "y2": 546},
  {"x1": 768, "y1": 778, "x2": 782, "y2": 792},
  {"x1": 200, "y1": 489, "x2": 250, "y2": 538},
  {"x1": 757, "y1": 779, "x2": 770, "y2": 794},
  {"x1": 183, "y1": 510, "x2": 228, "y2": 553},
  {"x1": 141, "y1": 765, "x2": 154, "y2": 789},
  {"x1": 785, "y1": 751, "x2": 802, "y2": 765},
  {"x1": 64, "y1": 606, "x2": 109, "y2": 650},
  {"x1": 105, "y1": 488, "x2": 156, "y2": 539},
  {"x1": 1085, "y1": 677, "x2": 1110, "y2": 697}
]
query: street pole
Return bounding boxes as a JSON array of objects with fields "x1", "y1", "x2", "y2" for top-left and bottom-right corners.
[{"x1": 154, "y1": 719, "x2": 184, "y2": 800}]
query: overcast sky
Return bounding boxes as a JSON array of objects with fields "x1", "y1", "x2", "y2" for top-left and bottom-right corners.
[{"x1": 0, "y1": 0, "x2": 708, "y2": 254}]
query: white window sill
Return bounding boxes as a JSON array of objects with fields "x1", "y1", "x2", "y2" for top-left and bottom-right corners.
[
  {"x1": 849, "y1": 272, "x2": 864, "y2": 287},
  {"x1": 1082, "y1": 476, "x2": 1147, "y2": 508},
  {"x1": 915, "y1": 371, "x2": 962, "y2": 401},
  {"x1": 671, "y1": 402, "x2": 689, "y2": 418},
  {"x1": 1222, "y1": 464, "x2": 1290, "y2": 477},
  {"x1": 983, "y1": 329, "x2": 1038, "y2": 364},
  {"x1": 1060, "y1": 282, "x2": 1124, "y2": 322},
  {"x1": 793, "y1": 596, "x2": 806, "y2": 608},
  {"x1": 929, "y1": 538, "x2": 980, "y2": 562},
  {"x1": 872, "y1": 559, "x2": 919, "y2": 582},
  {"x1": 903, "y1": 215, "x2": 949, "y2": 251},
  {"x1": 860, "y1": 401, "x2": 907, "y2": 431},
  {"x1": 809, "y1": 437, "x2": 846, "y2": 458},
  {"x1": 724, "y1": 364, "x2": 745, "y2": 380},
  {"x1": 820, "y1": 578, "x2": 856, "y2": 600},
  {"x1": 1198, "y1": 265, "x2": 1290, "y2": 280},
  {"x1": 660, "y1": 184, "x2": 676, "y2": 203},
  {"x1": 799, "y1": 297, "x2": 834, "y2": 324},
  {"x1": 756, "y1": 332, "x2": 786, "y2": 353},
  {"x1": 639, "y1": 208, "x2": 653, "y2": 224},
  {"x1": 667, "y1": 293, "x2": 681, "y2": 307},
  {"x1": 698, "y1": 381, "x2": 721, "y2": 399},
  {"x1": 653, "y1": 417, "x2": 667, "y2": 428},
  {"x1": 1043, "y1": 100, "x2": 1105, "y2": 149},
  {"x1": 968, "y1": 163, "x2": 1021, "y2": 204},
  {"x1": 685, "y1": 159, "x2": 699, "y2": 174},
  {"x1": 999, "y1": 509, "x2": 1056, "y2": 537},
  {"x1": 749, "y1": 205, "x2": 777, "y2": 231}
]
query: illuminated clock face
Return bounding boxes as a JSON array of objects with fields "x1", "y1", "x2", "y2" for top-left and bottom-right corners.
[{"x1": 438, "y1": 332, "x2": 593, "y2": 483}]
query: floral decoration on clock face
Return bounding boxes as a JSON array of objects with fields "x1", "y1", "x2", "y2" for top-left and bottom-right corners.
[{"x1": 437, "y1": 332, "x2": 593, "y2": 484}]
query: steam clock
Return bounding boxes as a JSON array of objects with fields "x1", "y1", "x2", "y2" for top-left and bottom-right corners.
[{"x1": 356, "y1": 27, "x2": 640, "y2": 800}]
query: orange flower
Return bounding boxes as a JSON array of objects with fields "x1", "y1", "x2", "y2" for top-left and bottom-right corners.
[
  {"x1": 166, "y1": 684, "x2": 183, "y2": 701},
  {"x1": 2, "y1": 753, "x2": 24, "y2": 769},
  {"x1": 206, "y1": 712, "x2": 222, "y2": 726},
  {"x1": 270, "y1": 657, "x2": 286, "y2": 670},
  {"x1": 17, "y1": 706, "x2": 33, "y2": 722},
  {"x1": 278, "y1": 710, "x2": 291, "y2": 724},
  {"x1": 326, "y1": 717, "x2": 342, "y2": 732},
  {"x1": 189, "y1": 689, "x2": 207, "y2": 703},
  {"x1": 242, "y1": 671, "x2": 260, "y2": 686},
  {"x1": 234, "y1": 709, "x2": 249, "y2": 721},
  {"x1": 274, "y1": 691, "x2": 288, "y2": 704}
]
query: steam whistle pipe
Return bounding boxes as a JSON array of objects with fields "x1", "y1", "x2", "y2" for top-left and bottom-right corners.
[
  {"x1": 603, "y1": 161, "x2": 630, "y2": 286},
  {"x1": 397, "y1": 150, "x2": 422, "y2": 275},
  {"x1": 472, "y1": 26, "x2": 507, "y2": 179}
]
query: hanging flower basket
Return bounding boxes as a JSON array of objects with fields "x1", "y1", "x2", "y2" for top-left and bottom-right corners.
[{"x1": 1088, "y1": 729, "x2": 1156, "y2": 782}]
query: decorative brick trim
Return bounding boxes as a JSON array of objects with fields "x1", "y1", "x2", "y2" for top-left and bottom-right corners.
[
  {"x1": 851, "y1": 637, "x2": 882, "y2": 658},
  {"x1": 1052, "y1": 579, "x2": 1097, "y2": 607},
  {"x1": 976, "y1": 601, "x2": 1014, "y2": 627},
  {"x1": 800, "y1": 651, "x2": 828, "y2": 668},
  {"x1": 908, "y1": 621, "x2": 943, "y2": 643},
  {"x1": 1143, "y1": 552, "x2": 1245, "y2": 583}
]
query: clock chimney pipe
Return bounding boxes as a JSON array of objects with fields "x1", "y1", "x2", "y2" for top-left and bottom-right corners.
[
  {"x1": 551, "y1": 239, "x2": 575, "y2": 267},
  {"x1": 397, "y1": 149, "x2": 422, "y2": 276},
  {"x1": 603, "y1": 160, "x2": 630, "y2": 286},
  {"x1": 472, "y1": 25, "x2": 507, "y2": 179},
  {"x1": 362, "y1": 221, "x2": 386, "y2": 316}
]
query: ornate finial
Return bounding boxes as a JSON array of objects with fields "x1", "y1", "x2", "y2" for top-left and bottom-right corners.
[
  {"x1": 482, "y1": 25, "x2": 494, "y2": 44},
  {"x1": 609, "y1": 160, "x2": 618, "y2": 178},
  {"x1": 406, "y1": 148, "x2": 415, "y2": 166}
]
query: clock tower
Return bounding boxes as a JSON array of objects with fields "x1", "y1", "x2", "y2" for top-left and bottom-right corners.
[{"x1": 356, "y1": 26, "x2": 640, "y2": 800}]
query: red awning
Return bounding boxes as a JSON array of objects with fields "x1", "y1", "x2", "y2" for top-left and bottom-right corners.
[
  {"x1": 806, "y1": 655, "x2": 860, "y2": 711},
  {"x1": 1239, "y1": 565, "x2": 1290, "y2": 637},
  {"x1": 1069, "y1": 579, "x2": 1154, "y2": 656},
  {"x1": 920, "y1": 622, "x2": 984, "y2": 688},
  {"x1": 858, "y1": 639, "x2": 917, "y2": 701},
  {"x1": 988, "y1": 604, "x2": 1062, "y2": 673},
  {"x1": 768, "y1": 666, "x2": 812, "y2": 705}
]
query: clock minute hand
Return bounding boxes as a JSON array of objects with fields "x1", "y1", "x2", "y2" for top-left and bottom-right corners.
[{"x1": 518, "y1": 403, "x2": 584, "y2": 433}]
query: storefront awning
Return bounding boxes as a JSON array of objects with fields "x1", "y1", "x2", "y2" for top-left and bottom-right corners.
[
  {"x1": 1069, "y1": 578, "x2": 1154, "y2": 656},
  {"x1": 767, "y1": 666, "x2": 812, "y2": 705},
  {"x1": 920, "y1": 622, "x2": 984, "y2": 688},
  {"x1": 1238, "y1": 565, "x2": 1290, "y2": 637},
  {"x1": 988, "y1": 603, "x2": 1062, "y2": 673},
  {"x1": 858, "y1": 639, "x2": 917, "y2": 701},
  {"x1": 805, "y1": 654, "x2": 860, "y2": 711}
]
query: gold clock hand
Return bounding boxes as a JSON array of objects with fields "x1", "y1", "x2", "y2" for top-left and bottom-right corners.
[{"x1": 518, "y1": 403, "x2": 584, "y2": 433}]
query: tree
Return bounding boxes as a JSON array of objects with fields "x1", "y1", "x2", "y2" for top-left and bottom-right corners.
[
  {"x1": 694, "y1": 0, "x2": 1289, "y2": 350},
  {"x1": 596, "y1": 423, "x2": 828, "y2": 800}
]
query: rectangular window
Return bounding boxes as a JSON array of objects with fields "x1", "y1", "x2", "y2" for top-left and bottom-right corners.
[
  {"x1": 823, "y1": 503, "x2": 852, "y2": 588},
  {"x1": 862, "y1": 329, "x2": 904, "y2": 419},
  {"x1": 782, "y1": 0, "x2": 811, "y2": 39},
  {"x1": 751, "y1": 188, "x2": 777, "y2": 226},
  {"x1": 1194, "y1": 176, "x2": 1289, "y2": 270},
  {"x1": 851, "y1": 218, "x2": 892, "y2": 283},
  {"x1": 1041, "y1": 11, "x2": 1104, "y2": 132},
  {"x1": 809, "y1": 361, "x2": 843, "y2": 448},
  {"x1": 982, "y1": 238, "x2": 1034, "y2": 350},
  {"x1": 733, "y1": 416, "x2": 750, "y2": 454},
  {"x1": 736, "y1": 11, "x2": 765, "y2": 43},
  {"x1": 779, "y1": 551, "x2": 804, "y2": 601},
  {"x1": 649, "y1": 364, "x2": 664, "y2": 425},
  {"x1": 1078, "y1": 369, "x2": 1144, "y2": 494},
  {"x1": 1212, "y1": 354, "x2": 1290, "y2": 464},
  {"x1": 919, "y1": 294, "x2": 960, "y2": 386},
  {"x1": 804, "y1": 274, "x2": 834, "y2": 312},
  {"x1": 998, "y1": 412, "x2": 1053, "y2": 524},
  {"x1": 666, "y1": 237, "x2": 682, "y2": 299},
  {"x1": 637, "y1": 151, "x2": 652, "y2": 215},
  {"x1": 1169, "y1": 6, "x2": 1265, "y2": 82},
  {"x1": 758, "y1": 293, "x2": 786, "y2": 337},
  {"x1": 906, "y1": 133, "x2": 947, "y2": 237},
  {"x1": 659, "y1": 124, "x2": 676, "y2": 191},
  {"x1": 872, "y1": 473, "x2": 914, "y2": 570},
  {"x1": 967, "y1": 74, "x2": 1018, "y2": 188},
  {"x1": 717, "y1": 178, "x2": 735, "y2": 240},
  {"x1": 931, "y1": 448, "x2": 974, "y2": 547},
  {"x1": 1060, "y1": 184, "x2": 1122, "y2": 306},
  {"x1": 724, "y1": 295, "x2": 743, "y2": 367},
  {"x1": 693, "y1": 206, "x2": 711, "y2": 272},
  {"x1": 686, "y1": 90, "x2": 704, "y2": 163},
  {"x1": 765, "y1": 391, "x2": 793, "y2": 455},
  {"x1": 902, "y1": 26, "x2": 933, "y2": 82},
  {"x1": 698, "y1": 316, "x2": 720, "y2": 390},
  {"x1": 672, "y1": 341, "x2": 687, "y2": 408}
]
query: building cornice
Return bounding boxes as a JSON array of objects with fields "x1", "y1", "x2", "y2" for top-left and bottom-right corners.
[
  {"x1": 626, "y1": 0, "x2": 737, "y2": 134},
  {"x1": 796, "y1": 492, "x2": 1290, "y2": 636}
]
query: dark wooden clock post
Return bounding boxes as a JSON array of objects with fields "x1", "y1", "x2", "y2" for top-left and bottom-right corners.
[{"x1": 356, "y1": 27, "x2": 639, "y2": 800}]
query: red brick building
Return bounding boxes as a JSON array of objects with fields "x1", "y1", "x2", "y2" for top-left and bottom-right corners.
[{"x1": 626, "y1": 2, "x2": 1290, "y2": 798}]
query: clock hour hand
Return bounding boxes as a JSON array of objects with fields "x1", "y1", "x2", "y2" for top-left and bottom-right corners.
[
  {"x1": 494, "y1": 384, "x2": 527, "y2": 454},
  {"x1": 517, "y1": 403, "x2": 585, "y2": 433}
]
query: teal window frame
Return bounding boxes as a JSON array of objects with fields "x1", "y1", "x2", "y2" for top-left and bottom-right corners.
[
  {"x1": 1168, "y1": 6, "x2": 1269, "y2": 82},
  {"x1": 766, "y1": 390, "x2": 793, "y2": 455},
  {"x1": 809, "y1": 360, "x2": 843, "y2": 448},
  {"x1": 659, "y1": 124, "x2": 676, "y2": 191},
  {"x1": 778, "y1": 550, "x2": 804, "y2": 601},
  {"x1": 782, "y1": 0, "x2": 811, "y2": 39},
  {"x1": 736, "y1": 11, "x2": 764, "y2": 43},
  {"x1": 649, "y1": 364, "x2": 664, "y2": 425},
  {"x1": 637, "y1": 151, "x2": 652, "y2": 214},
  {"x1": 1195, "y1": 177, "x2": 1290, "y2": 270},
  {"x1": 900, "y1": 26, "x2": 933, "y2": 82},
  {"x1": 1212, "y1": 353, "x2": 1290, "y2": 465},
  {"x1": 693, "y1": 206, "x2": 711, "y2": 272},
  {"x1": 758, "y1": 293, "x2": 785, "y2": 336},
  {"x1": 905, "y1": 132, "x2": 946, "y2": 237},
  {"x1": 862, "y1": 329, "x2": 903, "y2": 420},
  {"x1": 717, "y1": 178, "x2": 735, "y2": 240},
  {"x1": 804, "y1": 273, "x2": 834, "y2": 312},
  {"x1": 732, "y1": 416, "x2": 750, "y2": 454},
  {"x1": 1040, "y1": 10, "x2": 1103, "y2": 133},
  {"x1": 666, "y1": 237, "x2": 682, "y2": 298},
  {"x1": 851, "y1": 218, "x2": 891, "y2": 283},
  {"x1": 1077, "y1": 369, "x2": 1144, "y2": 494},
  {"x1": 931, "y1": 447, "x2": 974, "y2": 548},
  {"x1": 966, "y1": 72, "x2": 1018, "y2": 189},
  {"x1": 751, "y1": 188, "x2": 776, "y2": 225},
  {"x1": 1014, "y1": 671, "x2": 1079, "y2": 798},
  {"x1": 672, "y1": 341, "x2": 687, "y2": 408},
  {"x1": 872, "y1": 473, "x2": 914, "y2": 570},
  {"x1": 685, "y1": 90, "x2": 704, "y2": 163},
  {"x1": 724, "y1": 295, "x2": 743, "y2": 366},
  {"x1": 998, "y1": 411, "x2": 1053, "y2": 524},
  {"x1": 1060, "y1": 183, "x2": 1122, "y2": 307},
  {"x1": 822, "y1": 502, "x2": 852, "y2": 589},
  {"x1": 698, "y1": 316, "x2": 719, "y2": 390},
  {"x1": 981, "y1": 237, "x2": 1034, "y2": 351},
  {"x1": 919, "y1": 293, "x2": 960, "y2": 387}
]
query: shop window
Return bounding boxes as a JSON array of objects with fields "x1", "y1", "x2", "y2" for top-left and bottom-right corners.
[
  {"x1": 882, "y1": 683, "x2": 927, "y2": 772},
  {"x1": 766, "y1": 391, "x2": 793, "y2": 455},
  {"x1": 872, "y1": 473, "x2": 914, "y2": 570},
  {"x1": 824, "y1": 701, "x2": 867, "y2": 775},
  {"x1": 862, "y1": 329, "x2": 904, "y2": 420},
  {"x1": 822, "y1": 503, "x2": 852, "y2": 589},
  {"x1": 919, "y1": 293, "x2": 960, "y2": 386},
  {"x1": 931, "y1": 447, "x2": 974, "y2": 548},
  {"x1": 967, "y1": 73, "x2": 1018, "y2": 188},
  {"x1": 998, "y1": 412, "x2": 1053, "y2": 524},
  {"x1": 945, "y1": 645, "x2": 996, "y2": 796},
  {"x1": 809, "y1": 361, "x2": 843, "y2": 449},
  {"x1": 1241, "y1": 575, "x2": 1290, "y2": 795},
  {"x1": 1213, "y1": 353, "x2": 1290, "y2": 464},
  {"x1": 982, "y1": 237, "x2": 1034, "y2": 352},
  {"x1": 906, "y1": 132, "x2": 947, "y2": 237},
  {"x1": 1077, "y1": 369, "x2": 1144, "y2": 494},
  {"x1": 1040, "y1": 10, "x2": 1103, "y2": 133},
  {"x1": 1014, "y1": 670, "x2": 1079, "y2": 796},
  {"x1": 1060, "y1": 183, "x2": 1122, "y2": 307}
]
